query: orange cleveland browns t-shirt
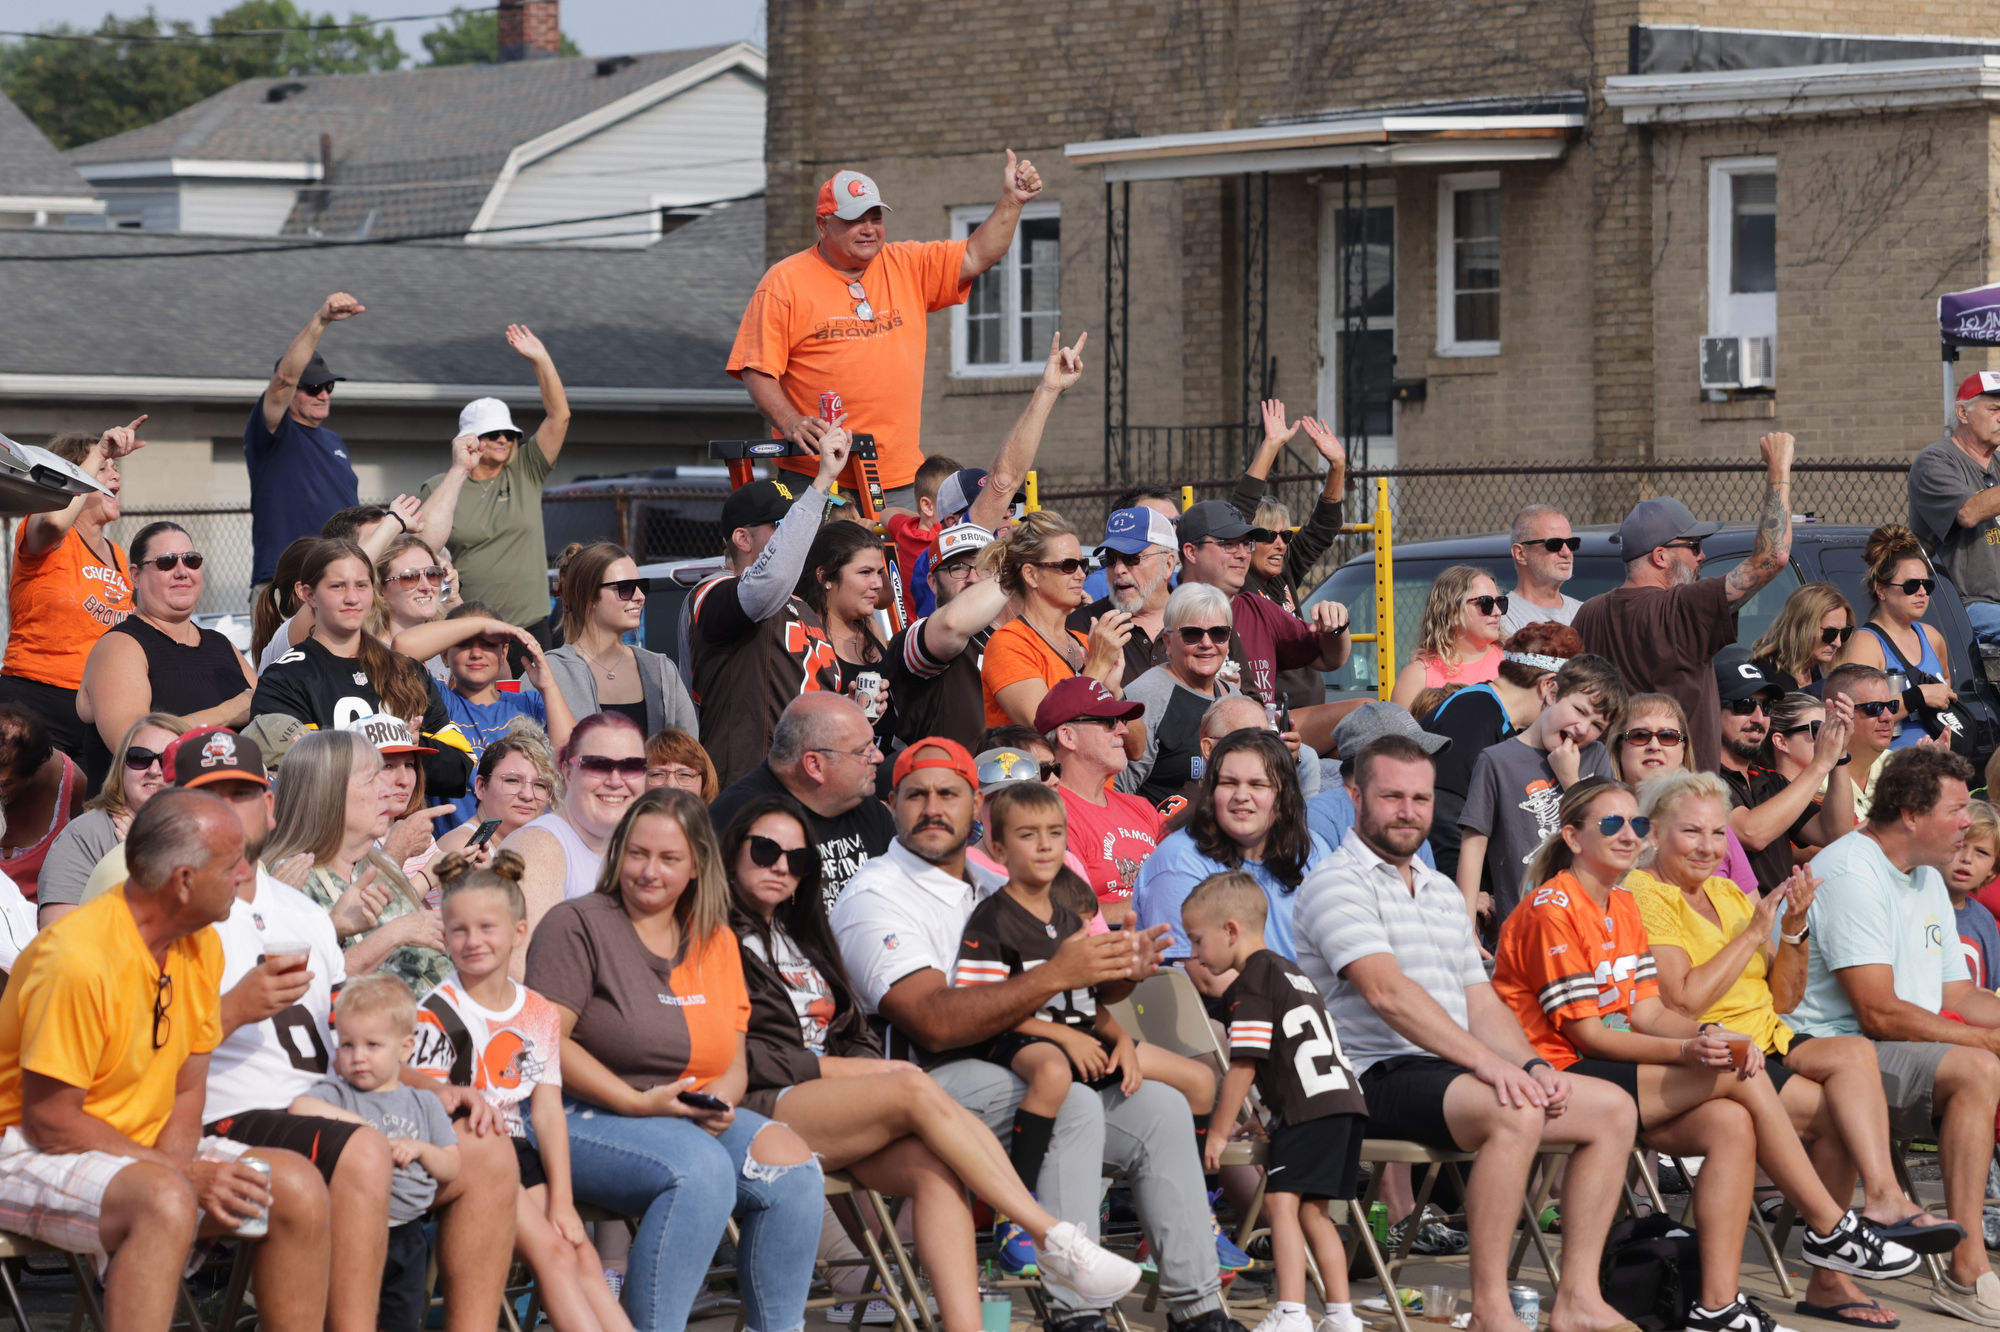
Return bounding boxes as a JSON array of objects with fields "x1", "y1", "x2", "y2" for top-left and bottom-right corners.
[
  {"x1": 4, "y1": 526, "x2": 131, "y2": 691},
  {"x1": 727, "y1": 239, "x2": 972, "y2": 492},
  {"x1": 980, "y1": 620, "x2": 1087, "y2": 727},
  {"x1": 1492, "y1": 870, "x2": 1659, "y2": 1070}
]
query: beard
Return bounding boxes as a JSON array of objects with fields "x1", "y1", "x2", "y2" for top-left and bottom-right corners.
[
  {"x1": 1110, "y1": 563, "x2": 1167, "y2": 614},
  {"x1": 1358, "y1": 817, "x2": 1430, "y2": 861},
  {"x1": 1724, "y1": 732, "x2": 1765, "y2": 762}
]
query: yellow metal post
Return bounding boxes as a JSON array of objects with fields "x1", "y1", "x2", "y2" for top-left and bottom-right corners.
[
  {"x1": 1180, "y1": 486, "x2": 1195, "y2": 513},
  {"x1": 1373, "y1": 477, "x2": 1395, "y2": 701},
  {"x1": 1025, "y1": 471, "x2": 1040, "y2": 513}
]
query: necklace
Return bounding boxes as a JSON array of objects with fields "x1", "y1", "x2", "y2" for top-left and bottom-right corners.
[
  {"x1": 578, "y1": 643, "x2": 623, "y2": 681},
  {"x1": 1024, "y1": 614, "x2": 1084, "y2": 672}
]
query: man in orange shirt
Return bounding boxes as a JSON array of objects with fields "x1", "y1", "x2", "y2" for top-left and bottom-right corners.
[{"x1": 728, "y1": 151, "x2": 1045, "y2": 498}]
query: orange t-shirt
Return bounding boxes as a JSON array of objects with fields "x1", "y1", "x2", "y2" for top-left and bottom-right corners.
[
  {"x1": 727, "y1": 239, "x2": 972, "y2": 492},
  {"x1": 3, "y1": 526, "x2": 131, "y2": 691},
  {"x1": 1492, "y1": 870, "x2": 1659, "y2": 1070},
  {"x1": 980, "y1": 620, "x2": 1087, "y2": 727}
]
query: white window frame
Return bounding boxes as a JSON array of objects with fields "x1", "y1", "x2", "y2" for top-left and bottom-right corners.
[
  {"x1": 1708, "y1": 156, "x2": 1777, "y2": 341},
  {"x1": 1318, "y1": 180, "x2": 1397, "y2": 463},
  {"x1": 949, "y1": 200, "x2": 1061, "y2": 378},
  {"x1": 1435, "y1": 171, "x2": 1501, "y2": 357}
]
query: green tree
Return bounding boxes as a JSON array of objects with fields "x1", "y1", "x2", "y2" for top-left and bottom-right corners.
[
  {"x1": 209, "y1": 0, "x2": 405, "y2": 77},
  {"x1": 421, "y1": 7, "x2": 579, "y2": 65}
]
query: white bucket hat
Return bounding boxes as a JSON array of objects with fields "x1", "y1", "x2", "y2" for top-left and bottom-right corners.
[{"x1": 459, "y1": 397, "x2": 520, "y2": 437}]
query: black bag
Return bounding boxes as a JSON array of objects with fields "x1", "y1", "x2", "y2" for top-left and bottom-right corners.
[
  {"x1": 1599, "y1": 1213, "x2": 1703, "y2": 1331},
  {"x1": 1863, "y1": 621, "x2": 1979, "y2": 758}
]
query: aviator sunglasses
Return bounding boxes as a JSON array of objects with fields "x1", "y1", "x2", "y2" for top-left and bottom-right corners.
[
  {"x1": 142, "y1": 551, "x2": 204, "y2": 572},
  {"x1": 1595, "y1": 814, "x2": 1652, "y2": 838}
]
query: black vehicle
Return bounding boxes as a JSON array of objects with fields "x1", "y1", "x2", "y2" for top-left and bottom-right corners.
[{"x1": 1300, "y1": 522, "x2": 2000, "y2": 766}]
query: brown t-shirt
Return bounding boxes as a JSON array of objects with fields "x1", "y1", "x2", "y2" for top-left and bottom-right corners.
[
  {"x1": 688, "y1": 573, "x2": 842, "y2": 791},
  {"x1": 524, "y1": 894, "x2": 750, "y2": 1093},
  {"x1": 1572, "y1": 578, "x2": 1738, "y2": 773}
]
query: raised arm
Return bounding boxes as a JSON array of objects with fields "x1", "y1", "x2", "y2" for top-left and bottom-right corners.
[
  {"x1": 1732, "y1": 702, "x2": 1847, "y2": 851},
  {"x1": 508, "y1": 325, "x2": 570, "y2": 464},
  {"x1": 960, "y1": 151, "x2": 1043, "y2": 283},
  {"x1": 1723, "y1": 431, "x2": 1796, "y2": 608},
  {"x1": 920, "y1": 579, "x2": 1010, "y2": 661},
  {"x1": 728, "y1": 429, "x2": 849, "y2": 623},
  {"x1": 22, "y1": 419, "x2": 145, "y2": 557},
  {"x1": 415, "y1": 435, "x2": 482, "y2": 551},
  {"x1": 1283, "y1": 417, "x2": 1348, "y2": 584},
  {"x1": 263, "y1": 294, "x2": 362, "y2": 433},
  {"x1": 966, "y1": 331, "x2": 1084, "y2": 533}
]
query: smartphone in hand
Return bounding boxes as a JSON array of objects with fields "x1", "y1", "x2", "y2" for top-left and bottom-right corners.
[
  {"x1": 468, "y1": 818, "x2": 503, "y2": 849},
  {"x1": 678, "y1": 1090, "x2": 730, "y2": 1113}
]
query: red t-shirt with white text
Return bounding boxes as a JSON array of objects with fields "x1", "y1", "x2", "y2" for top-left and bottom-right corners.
[{"x1": 1059, "y1": 785, "x2": 1164, "y2": 906}]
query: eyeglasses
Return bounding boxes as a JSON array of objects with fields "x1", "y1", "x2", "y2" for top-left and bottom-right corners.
[
  {"x1": 572, "y1": 755, "x2": 647, "y2": 776},
  {"x1": 491, "y1": 773, "x2": 551, "y2": 797},
  {"x1": 1619, "y1": 728, "x2": 1684, "y2": 747},
  {"x1": 746, "y1": 834, "x2": 818, "y2": 878},
  {"x1": 1467, "y1": 595, "x2": 1511, "y2": 616},
  {"x1": 811, "y1": 741, "x2": 883, "y2": 763},
  {"x1": 388, "y1": 565, "x2": 445, "y2": 587},
  {"x1": 152, "y1": 971, "x2": 172, "y2": 1050},
  {"x1": 599, "y1": 578, "x2": 646, "y2": 601},
  {"x1": 1886, "y1": 578, "x2": 1936, "y2": 596},
  {"x1": 1101, "y1": 549, "x2": 1160, "y2": 569},
  {"x1": 298, "y1": 383, "x2": 333, "y2": 397},
  {"x1": 1028, "y1": 559, "x2": 1088, "y2": 576},
  {"x1": 1777, "y1": 720, "x2": 1824, "y2": 741},
  {"x1": 123, "y1": 747, "x2": 166, "y2": 772},
  {"x1": 1665, "y1": 539, "x2": 1704, "y2": 556},
  {"x1": 1195, "y1": 538, "x2": 1253, "y2": 553},
  {"x1": 1855, "y1": 700, "x2": 1898, "y2": 718},
  {"x1": 142, "y1": 551, "x2": 204, "y2": 572},
  {"x1": 1724, "y1": 698, "x2": 1772, "y2": 716},
  {"x1": 1525, "y1": 537, "x2": 1582, "y2": 553},
  {"x1": 1819, "y1": 626, "x2": 1856, "y2": 645},
  {"x1": 648, "y1": 765, "x2": 704, "y2": 787},
  {"x1": 1595, "y1": 814, "x2": 1652, "y2": 838},
  {"x1": 1176, "y1": 625, "x2": 1232, "y2": 645}
]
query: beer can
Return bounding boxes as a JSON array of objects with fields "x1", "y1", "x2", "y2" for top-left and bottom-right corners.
[
  {"x1": 1510, "y1": 1286, "x2": 1540, "y2": 1330},
  {"x1": 851, "y1": 671, "x2": 885, "y2": 722},
  {"x1": 1369, "y1": 1201, "x2": 1388, "y2": 1245},
  {"x1": 819, "y1": 390, "x2": 843, "y2": 422},
  {"x1": 233, "y1": 1155, "x2": 272, "y2": 1238}
]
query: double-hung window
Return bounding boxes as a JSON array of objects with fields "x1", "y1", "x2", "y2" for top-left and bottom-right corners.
[
  {"x1": 1436, "y1": 172, "x2": 1500, "y2": 356},
  {"x1": 950, "y1": 202, "x2": 1061, "y2": 377}
]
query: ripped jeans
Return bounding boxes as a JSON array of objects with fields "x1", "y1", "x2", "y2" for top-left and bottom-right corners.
[{"x1": 549, "y1": 1096, "x2": 822, "y2": 1332}]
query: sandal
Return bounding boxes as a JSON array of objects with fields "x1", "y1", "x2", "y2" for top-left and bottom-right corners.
[
  {"x1": 1861, "y1": 1212, "x2": 1966, "y2": 1255},
  {"x1": 1794, "y1": 1300, "x2": 1901, "y2": 1329}
]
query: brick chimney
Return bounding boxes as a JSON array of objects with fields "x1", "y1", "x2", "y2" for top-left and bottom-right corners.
[{"x1": 497, "y1": 0, "x2": 559, "y2": 61}]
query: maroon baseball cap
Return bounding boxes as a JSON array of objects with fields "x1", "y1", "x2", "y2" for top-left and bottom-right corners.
[
  {"x1": 166, "y1": 726, "x2": 270, "y2": 790},
  {"x1": 1033, "y1": 676, "x2": 1144, "y2": 734}
]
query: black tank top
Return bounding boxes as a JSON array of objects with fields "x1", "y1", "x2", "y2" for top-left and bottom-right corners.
[{"x1": 82, "y1": 616, "x2": 247, "y2": 793}]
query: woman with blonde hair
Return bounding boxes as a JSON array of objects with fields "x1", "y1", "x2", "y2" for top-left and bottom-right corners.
[
  {"x1": 1750, "y1": 583, "x2": 1855, "y2": 694},
  {"x1": 369, "y1": 533, "x2": 451, "y2": 679},
  {"x1": 541, "y1": 541, "x2": 698, "y2": 740},
  {"x1": 1609, "y1": 693, "x2": 1758, "y2": 897},
  {"x1": 1389, "y1": 564, "x2": 1505, "y2": 708},
  {"x1": 981, "y1": 510, "x2": 1135, "y2": 736},
  {"x1": 1837, "y1": 524, "x2": 1955, "y2": 749},
  {"x1": 36, "y1": 711, "x2": 190, "y2": 925}
]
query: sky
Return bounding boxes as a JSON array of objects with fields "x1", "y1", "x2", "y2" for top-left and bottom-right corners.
[{"x1": 3, "y1": 0, "x2": 765, "y2": 59}]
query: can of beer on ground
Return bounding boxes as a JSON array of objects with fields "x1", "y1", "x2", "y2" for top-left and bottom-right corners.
[
  {"x1": 233, "y1": 1155, "x2": 273, "y2": 1238},
  {"x1": 819, "y1": 390, "x2": 843, "y2": 423},
  {"x1": 1510, "y1": 1285, "x2": 1540, "y2": 1330},
  {"x1": 1368, "y1": 1201, "x2": 1389, "y2": 1245}
]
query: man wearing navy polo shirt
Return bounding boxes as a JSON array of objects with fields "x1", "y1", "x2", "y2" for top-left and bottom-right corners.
[{"x1": 246, "y1": 293, "x2": 365, "y2": 593}]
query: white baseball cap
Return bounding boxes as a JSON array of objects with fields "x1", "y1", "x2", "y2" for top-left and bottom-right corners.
[
  {"x1": 340, "y1": 711, "x2": 438, "y2": 756},
  {"x1": 459, "y1": 397, "x2": 520, "y2": 437},
  {"x1": 817, "y1": 170, "x2": 894, "y2": 222}
]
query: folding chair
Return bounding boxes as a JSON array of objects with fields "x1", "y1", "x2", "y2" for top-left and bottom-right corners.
[
  {"x1": 0, "y1": 1231, "x2": 97, "y2": 1332},
  {"x1": 1890, "y1": 1138, "x2": 1954, "y2": 1286}
]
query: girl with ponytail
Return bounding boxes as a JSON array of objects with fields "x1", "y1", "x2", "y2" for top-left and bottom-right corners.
[{"x1": 1835, "y1": 523, "x2": 1956, "y2": 749}]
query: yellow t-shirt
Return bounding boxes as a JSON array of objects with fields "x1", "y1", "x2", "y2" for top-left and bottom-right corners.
[
  {"x1": 0, "y1": 886, "x2": 223, "y2": 1146},
  {"x1": 1628, "y1": 868, "x2": 1794, "y2": 1056}
]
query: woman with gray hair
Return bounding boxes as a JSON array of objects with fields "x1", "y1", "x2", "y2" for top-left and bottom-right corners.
[{"x1": 1119, "y1": 582, "x2": 1240, "y2": 804}]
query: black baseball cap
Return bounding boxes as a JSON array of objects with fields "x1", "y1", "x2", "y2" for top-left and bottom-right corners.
[
  {"x1": 721, "y1": 476, "x2": 807, "y2": 533},
  {"x1": 1178, "y1": 499, "x2": 1271, "y2": 546},
  {"x1": 275, "y1": 353, "x2": 345, "y2": 389},
  {"x1": 1714, "y1": 648, "x2": 1783, "y2": 704}
]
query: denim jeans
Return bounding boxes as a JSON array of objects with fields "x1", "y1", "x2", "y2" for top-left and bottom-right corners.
[
  {"x1": 1966, "y1": 600, "x2": 2000, "y2": 645},
  {"x1": 546, "y1": 1097, "x2": 822, "y2": 1332}
]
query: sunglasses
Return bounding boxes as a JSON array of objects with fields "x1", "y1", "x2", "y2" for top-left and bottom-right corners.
[
  {"x1": 123, "y1": 746, "x2": 166, "y2": 772},
  {"x1": 1029, "y1": 559, "x2": 1089, "y2": 576},
  {"x1": 1596, "y1": 815, "x2": 1652, "y2": 838},
  {"x1": 746, "y1": 834, "x2": 817, "y2": 878},
  {"x1": 600, "y1": 578, "x2": 646, "y2": 601},
  {"x1": 1665, "y1": 538, "x2": 1704, "y2": 556},
  {"x1": 388, "y1": 565, "x2": 445, "y2": 587},
  {"x1": 1724, "y1": 698, "x2": 1772, "y2": 716},
  {"x1": 1886, "y1": 578, "x2": 1936, "y2": 596},
  {"x1": 460, "y1": 635, "x2": 510, "y2": 652},
  {"x1": 1467, "y1": 594, "x2": 1511, "y2": 616},
  {"x1": 1176, "y1": 625, "x2": 1232, "y2": 645},
  {"x1": 1527, "y1": 537, "x2": 1582, "y2": 553},
  {"x1": 142, "y1": 551, "x2": 204, "y2": 572},
  {"x1": 1266, "y1": 529, "x2": 1290, "y2": 544},
  {"x1": 1855, "y1": 700, "x2": 1898, "y2": 718},
  {"x1": 479, "y1": 431, "x2": 521, "y2": 444},
  {"x1": 1619, "y1": 727, "x2": 1684, "y2": 747},
  {"x1": 1777, "y1": 720, "x2": 1824, "y2": 740},
  {"x1": 1819, "y1": 626, "x2": 1855, "y2": 645},
  {"x1": 572, "y1": 755, "x2": 647, "y2": 776},
  {"x1": 298, "y1": 383, "x2": 333, "y2": 397},
  {"x1": 1101, "y1": 549, "x2": 1159, "y2": 569},
  {"x1": 152, "y1": 971, "x2": 173, "y2": 1051}
]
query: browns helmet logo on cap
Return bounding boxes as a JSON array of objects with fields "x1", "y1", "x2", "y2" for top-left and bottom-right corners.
[
  {"x1": 200, "y1": 733, "x2": 236, "y2": 768},
  {"x1": 848, "y1": 179, "x2": 868, "y2": 197}
]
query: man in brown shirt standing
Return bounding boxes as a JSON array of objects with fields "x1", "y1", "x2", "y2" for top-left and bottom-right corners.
[{"x1": 1573, "y1": 431, "x2": 1797, "y2": 772}]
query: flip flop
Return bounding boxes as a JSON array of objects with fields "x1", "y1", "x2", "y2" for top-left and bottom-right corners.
[
  {"x1": 1861, "y1": 1212, "x2": 1967, "y2": 1254},
  {"x1": 1794, "y1": 1300, "x2": 1901, "y2": 1329}
]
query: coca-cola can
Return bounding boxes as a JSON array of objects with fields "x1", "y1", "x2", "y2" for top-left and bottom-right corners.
[
  {"x1": 233, "y1": 1155, "x2": 272, "y2": 1238},
  {"x1": 819, "y1": 390, "x2": 843, "y2": 422}
]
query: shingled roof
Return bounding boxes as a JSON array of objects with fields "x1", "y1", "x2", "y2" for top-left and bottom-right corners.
[
  {"x1": 0, "y1": 196, "x2": 761, "y2": 403},
  {"x1": 66, "y1": 45, "x2": 739, "y2": 240},
  {"x1": 0, "y1": 91, "x2": 97, "y2": 204}
]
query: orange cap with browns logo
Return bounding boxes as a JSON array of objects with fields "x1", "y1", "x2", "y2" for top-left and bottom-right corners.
[
  {"x1": 817, "y1": 170, "x2": 894, "y2": 222},
  {"x1": 891, "y1": 736, "x2": 978, "y2": 793}
]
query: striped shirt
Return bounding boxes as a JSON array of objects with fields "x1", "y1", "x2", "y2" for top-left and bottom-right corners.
[{"x1": 1491, "y1": 871, "x2": 1659, "y2": 1071}]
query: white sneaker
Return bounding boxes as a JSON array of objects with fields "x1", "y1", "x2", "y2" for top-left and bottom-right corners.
[
  {"x1": 1250, "y1": 1311, "x2": 1311, "y2": 1332},
  {"x1": 1315, "y1": 1315, "x2": 1366, "y2": 1332},
  {"x1": 1933, "y1": 1271, "x2": 2000, "y2": 1327},
  {"x1": 1037, "y1": 1221, "x2": 1143, "y2": 1306}
]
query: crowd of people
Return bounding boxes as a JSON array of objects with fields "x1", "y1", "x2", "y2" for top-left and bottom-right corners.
[{"x1": 3, "y1": 150, "x2": 2000, "y2": 1332}]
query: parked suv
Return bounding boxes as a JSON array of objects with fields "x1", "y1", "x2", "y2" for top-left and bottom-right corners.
[{"x1": 1300, "y1": 523, "x2": 2000, "y2": 767}]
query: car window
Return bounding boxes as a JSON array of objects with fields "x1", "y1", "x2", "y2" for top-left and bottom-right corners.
[{"x1": 1697, "y1": 554, "x2": 1804, "y2": 657}]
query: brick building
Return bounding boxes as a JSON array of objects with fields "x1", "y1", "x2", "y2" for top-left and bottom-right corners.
[{"x1": 762, "y1": 2, "x2": 2000, "y2": 525}]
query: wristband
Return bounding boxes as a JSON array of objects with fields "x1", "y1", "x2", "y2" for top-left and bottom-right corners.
[
  {"x1": 1697, "y1": 1021, "x2": 1718, "y2": 1037},
  {"x1": 1903, "y1": 686, "x2": 1926, "y2": 714},
  {"x1": 390, "y1": 511, "x2": 408, "y2": 533},
  {"x1": 1522, "y1": 1057, "x2": 1552, "y2": 1074},
  {"x1": 1782, "y1": 927, "x2": 1810, "y2": 946},
  {"x1": 1836, "y1": 753, "x2": 1852, "y2": 766}
]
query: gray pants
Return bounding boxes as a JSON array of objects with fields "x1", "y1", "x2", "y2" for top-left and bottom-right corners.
[{"x1": 928, "y1": 1060, "x2": 1222, "y2": 1321}]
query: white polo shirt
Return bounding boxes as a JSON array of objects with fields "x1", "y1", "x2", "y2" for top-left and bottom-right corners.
[{"x1": 830, "y1": 837, "x2": 1004, "y2": 1016}]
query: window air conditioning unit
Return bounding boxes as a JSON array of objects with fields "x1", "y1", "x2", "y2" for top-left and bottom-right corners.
[{"x1": 1699, "y1": 335, "x2": 1775, "y2": 390}]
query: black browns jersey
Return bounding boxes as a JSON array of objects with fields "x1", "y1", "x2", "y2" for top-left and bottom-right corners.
[
  {"x1": 952, "y1": 891, "x2": 1096, "y2": 1030},
  {"x1": 688, "y1": 574, "x2": 841, "y2": 791},
  {"x1": 250, "y1": 637, "x2": 474, "y2": 797},
  {"x1": 884, "y1": 619, "x2": 990, "y2": 754},
  {"x1": 1224, "y1": 949, "x2": 1367, "y2": 1126}
]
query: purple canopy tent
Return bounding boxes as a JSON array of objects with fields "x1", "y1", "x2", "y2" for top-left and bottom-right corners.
[{"x1": 1940, "y1": 281, "x2": 2000, "y2": 428}]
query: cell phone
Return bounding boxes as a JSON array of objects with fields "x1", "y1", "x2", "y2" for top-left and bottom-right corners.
[
  {"x1": 678, "y1": 1090, "x2": 730, "y2": 1113},
  {"x1": 467, "y1": 818, "x2": 502, "y2": 849},
  {"x1": 1106, "y1": 921, "x2": 1123, "y2": 932}
]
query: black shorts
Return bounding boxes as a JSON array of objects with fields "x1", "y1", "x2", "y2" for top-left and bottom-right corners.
[
  {"x1": 1358, "y1": 1055, "x2": 1476, "y2": 1152},
  {"x1": 963, "y1": 1032, "x2": 1123, "y2": 1093},
  {"x1": 378, "y1": 1219, "x2": 431, "y2": 1332},
  {"x1": 513, "y1": 1136, "x2": 548, "y2": 1191},
  {"x1": 204, "y1": 1108, "x2": 369, "y2": 1185},
  {"x1": 1565, "y1": 1059, "x2": 1645, "y2": 1122},
  {"x1": 1266, "y1": 1113, "x2": 1365, "y2": 1202}
]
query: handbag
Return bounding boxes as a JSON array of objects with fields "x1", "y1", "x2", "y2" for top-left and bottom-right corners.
[
  {"x1": 1862, "y1": 622, "x2": 1978, "y2": 758},
  {"x1": 1599, "y1": 1212, "x2": 1703, "y2": 1331}
]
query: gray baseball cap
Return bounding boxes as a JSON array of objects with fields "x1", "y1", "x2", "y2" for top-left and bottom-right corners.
[
  {"x1": 1612, "y1": 496, "x2": 1723, "y2": 562},
  {"x1": 1331, "y1": 701, "x2": 1451, "y2": 759}
]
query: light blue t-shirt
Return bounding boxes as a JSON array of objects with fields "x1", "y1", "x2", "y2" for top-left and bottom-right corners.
[
  {"x1": 1131, "y1": 826, "x2": 1333, "y2": 961},
  {"x1": 440, "y1": 687, "x2": 549, "y2": 824},
  {"x1": 1303, "y1": 783, "x2": 1436, "y2": 872},
  {"x1": 1784, "y1": 830, "x2": 1969, "y2": 1037}
]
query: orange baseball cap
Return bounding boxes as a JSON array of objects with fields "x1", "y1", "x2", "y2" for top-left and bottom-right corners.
[{"x1": 891, "y1": 736, "x2": 978, "y2": 793}]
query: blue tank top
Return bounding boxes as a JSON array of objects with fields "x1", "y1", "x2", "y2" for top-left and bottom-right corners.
[{"x1": 1860, "y1": 623, "x2": 1942, "y2": 750}]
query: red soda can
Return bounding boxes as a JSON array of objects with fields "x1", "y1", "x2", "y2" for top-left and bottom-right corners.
[{"x1": 819, "y1": 390, "x2": 843, "y2": 422}]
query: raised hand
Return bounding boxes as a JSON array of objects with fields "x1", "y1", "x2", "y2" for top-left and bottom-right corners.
[
  {"x1": 1002, "y1": 149, "x2": 1043, "y2": 206},
  {"x1": 388, "y1": 493, "x2": 422, "y2": 534},
  {"x1": 271, "y1": 852, "x2": 315, "y2": 889},
  {"x1": 1813, "y1": 696, "x2": 1852, "y2": 770},
  {"x1": 97, "y1": 416, "x2": 149, "y2": 462},
  {"x1": 328, "y1": 865, "x2": 391, "y2": 937},
  {"x1": 815, "y1": 421, "x2": 853, "y2": 487},
  {"x1": 1298, "y1": 416, "x2": 1347, "y2": 468},
  {"x1": 319, "y1": 292, "x2": 365, "y2": 323},
  {"x1": 1042, "y1": 330, "x2": 1088, "y2": 394},
  {"x1": 1260, "y1": 399, "x2": 1301, "y2": 447},
  {"x1": 1758, "y1": 430, "x2": 1795, "y2": 478},
  {"x1": 504, "y1": 324, "x2": 549, "y2": 362},
  {"x1": 450, "y1": 433, "x2": 483, "y2": 473}
]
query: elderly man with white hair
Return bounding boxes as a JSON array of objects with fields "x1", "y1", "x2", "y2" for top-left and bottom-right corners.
[{"x1": 1500, "y1": 504, "x2": 1583, "y2": 636}]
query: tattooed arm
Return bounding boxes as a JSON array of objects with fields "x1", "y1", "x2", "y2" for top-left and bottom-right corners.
[{"x1": 1723, "y1": 431, "x2": 1796, "y2": 607}]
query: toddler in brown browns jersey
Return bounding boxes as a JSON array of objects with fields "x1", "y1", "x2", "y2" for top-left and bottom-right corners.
[{"x1": 1184, "y1": 872, "x2": 1369, "y2": 1332}]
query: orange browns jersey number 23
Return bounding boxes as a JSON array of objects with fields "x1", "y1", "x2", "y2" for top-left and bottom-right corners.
[{"x1": 784, "y1": 621, "x2": 839, "y2": 694}]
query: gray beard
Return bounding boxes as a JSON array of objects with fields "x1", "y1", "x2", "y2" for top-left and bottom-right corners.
[{"x1": 1110, "y1": 569, "x2": 1165, "y2": 615}]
